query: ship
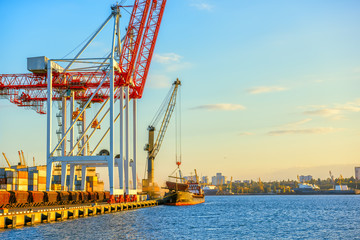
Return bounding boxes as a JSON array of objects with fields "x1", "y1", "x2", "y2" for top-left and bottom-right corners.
[
  {"x1": 293, "y1": 183, "x2": 320, "y2": 194},
  {"x1": 293, "y1": 183, "x2": 360, "y2": 195},
  {"x1": 202, "y1": 185, "x2": 219, "y2": 195},
  {"x1": 163, "y1": 180, "x2": 205, "y2": 206}
]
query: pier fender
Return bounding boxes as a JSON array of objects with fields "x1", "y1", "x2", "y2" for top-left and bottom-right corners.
[
  {"x1": 104, "y1": 207, "x2": 109, "y2": 213},
  {"x1": 41, "y1": 213, "x2": 48, "y2": 222},
  {"x1": 68, "y1": 211, "x2": 73, "y2": 218},
  {"x1": 88, "y1": 209, "x2": 93, "y2": 215},
  {"x1": 55, "y1": 212, "x2": 62, "y2": 221},
  {"x1": 5, "y1": 216, "x2": 16, "y2": 228},
  {"x1": 110, "y1": 206, "x2": 116, "y2": 212},
  {"x1": 24, "y1": 215, "x2": 35, "y2": 225},
  {"x1": 79, "y1": 210, "x2": 84, "y2": 217},
  {"x1": 96, "y1": 208, "x2": 102, "y2": 214}
]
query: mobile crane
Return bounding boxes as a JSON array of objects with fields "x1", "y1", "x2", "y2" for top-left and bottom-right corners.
[{"x1": 142, "y1": 79, "x2": 181, "y2": 198}]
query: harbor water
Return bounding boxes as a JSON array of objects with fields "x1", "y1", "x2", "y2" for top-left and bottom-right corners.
[{"x1": 1, "y1": 195, "x2": 360, "y2": 239}]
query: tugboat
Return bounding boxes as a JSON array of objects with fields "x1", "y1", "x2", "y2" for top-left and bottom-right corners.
[{"x1": 163, "y1": 163, "x2": 205, "y2": 206}]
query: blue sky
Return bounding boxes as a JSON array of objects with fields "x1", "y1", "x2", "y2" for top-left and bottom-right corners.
[{"x1": 0, "y1": 0, "x2": 359, "y2": 184}]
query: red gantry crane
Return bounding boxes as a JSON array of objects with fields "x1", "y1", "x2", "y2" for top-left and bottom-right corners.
[{"x1": 0, "y1": 0, "x2": 167, "y2": 200}]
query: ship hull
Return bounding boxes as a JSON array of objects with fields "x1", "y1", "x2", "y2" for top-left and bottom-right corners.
[
  {"x1": 293, "y1": 189, "x2": 360, "y2": 195},
  {"x1": 203, "y1": 189, "x2": 218, "y2": 196},
  {"x1": 163, "y1": 191, "x2": 205, "y2": 206}
]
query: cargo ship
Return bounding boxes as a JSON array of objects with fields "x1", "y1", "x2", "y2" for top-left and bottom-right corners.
[
  {"x1": 163, "y1": 180, "x2": 205, "y2": 206},
  {"x1": 293, "y1": 183, "x2": 360, "y2": 195},
  {"x1": 202, "y1": 185, "x2": 219, "y2": 195}
]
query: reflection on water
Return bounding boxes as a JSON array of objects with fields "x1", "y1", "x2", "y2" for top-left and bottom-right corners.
[{"x1": 1, "y1": 195, "x2": 360, "y2": 239}]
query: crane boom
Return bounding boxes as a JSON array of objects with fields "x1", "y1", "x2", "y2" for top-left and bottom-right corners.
[
  {"x1": 2, "y1": 152, "x2": 11, "y2": 168},
  {"x1": 18, "y1": 151, "x2": 23, "y2": 166},
  {"x1": 149, "y1": 79, "x2": 181, "y2": 159},
  {"x1": 0, "y1": 0, "x2": 167, "y2": 113},
  {"x1": 21, "y1": 150, "x2": 27, "y2": 167},
  {"x1": 144, "y1": 78, "x2": 181, "y2": 191}
]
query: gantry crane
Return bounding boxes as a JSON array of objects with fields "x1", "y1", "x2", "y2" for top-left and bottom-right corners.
[
  {"x1": 227, "y1": 176, "x2": 233, "y2": 194},
  {"x1": 142, "y1": 79, "x2": 181, "y2": 197},
  {"x1": 258, "y1": 177, "x2": 264, "y2": 192},
  {"x1": 0, "y1": 0, "x2": 168, "y2": 197},
  {"x1": 338, "y1": 174, "x2": 344, "y2": 190},
  {"x1": 329, "y1": 171, "x2": 335, "y2": 189}
]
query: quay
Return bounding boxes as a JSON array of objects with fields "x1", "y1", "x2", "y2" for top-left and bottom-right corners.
[{"x1": 0, "y1": 200, "x2": 158, "y2": 229}]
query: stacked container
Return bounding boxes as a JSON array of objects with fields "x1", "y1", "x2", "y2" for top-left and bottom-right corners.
[
  {"x1": 28, "y1": 172, "x2": 38, "y2": 191},
  {"x1": 16, "y1": 171, "x2": 28, "y2": 191},
  {"x1": 37, "y1": 169, "x2": 46, "y2": 191},
  {"x1": 5, "y1": 170, "x2": 16, "y2": 191},
  {"x1": 0, "y1": 168, "x2": 8, "y2": 189},
  {"x1": 27, "y1": 167, "x2": 46, "y2": 191},
  {"x1": 87, "y1": 176, "x2": 98, "y2": 191},
  {"x1": 51, "y1": 175, "x2": 61, "y2": 190}
]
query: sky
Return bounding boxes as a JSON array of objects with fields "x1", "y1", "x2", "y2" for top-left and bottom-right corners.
[{"x1": 0, "y1": 0, "x2": 359, "y2": 186}]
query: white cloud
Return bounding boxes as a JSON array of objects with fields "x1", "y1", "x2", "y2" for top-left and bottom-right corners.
[
  {"x1": 153, "y1": 53, "x2": 182, "y2": 64},
  {"x1": 190, "y1": 3, "x2": 214, "y2": 11},
  {"x1": 247, "y1": 86, "x2": 287, "y2": 94},
  {"x1": 146, "y1": 74, "x2": 172, "y2": 89},
  {"x1": 335, "y1": 100, "x2": 360, "y2": 112},
  {"x1": 304, "y1": 108, "x2": 341, "y2": 117},
  {"x1": 191, "y1": 103, "x2": 245, "y2": 111},
  {"x1": 268, "y1": 127, "x2": 341, "y2": 136},
  {"x1": 302, "y1": 99, "x2": 360, "y2": 120},
  {"x1": 283, "y1": 118, "x2": 312, "y2": 128},
  {"x1": 153, "y1": 53, "x2": 192, "y2": 72}
]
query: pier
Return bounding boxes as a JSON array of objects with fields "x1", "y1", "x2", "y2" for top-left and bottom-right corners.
[{"x1": 0, "y1": 200, "x2": 158, "y2": 229}]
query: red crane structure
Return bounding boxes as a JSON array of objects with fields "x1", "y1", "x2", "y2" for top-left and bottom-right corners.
[{"x1": 0, "y1": 0, "x2": 167, "y2": 199}]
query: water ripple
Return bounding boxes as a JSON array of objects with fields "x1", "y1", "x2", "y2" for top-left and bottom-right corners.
[{"x1": 1, "y1": 195, "x2": 360, "y2": 239}]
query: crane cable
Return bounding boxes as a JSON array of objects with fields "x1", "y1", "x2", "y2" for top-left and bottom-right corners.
[
  {"x1": 150, "y1": 85, "x2": 174, "y2": 127},
  {"x1": 179, "y1": 86, "x2": 182, "y2": 165},
  {"x1": 175, "y1": 86, "x2": 182, "y2": 166}
]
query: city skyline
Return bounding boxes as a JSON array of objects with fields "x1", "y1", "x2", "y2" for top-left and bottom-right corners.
[{"x1": 0, "y1": 0, "x2": 359, "y2": 187}]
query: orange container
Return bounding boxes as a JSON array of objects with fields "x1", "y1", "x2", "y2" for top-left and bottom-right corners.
[
  {"x1": 18, "y1": 171, "x2": 28, "y2": 179},
  {"x1": 38, "y1": 177, "x2": 46, "y2": 184}
]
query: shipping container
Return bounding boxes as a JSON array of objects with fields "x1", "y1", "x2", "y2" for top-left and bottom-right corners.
[
  {"x1": 29, "y1": 191, "x2": 44, "y2": 205},
  {"x1": 0, "y1": 178, "x2": 6, "y2": 184},
  {"x1": 6, "y1": 178, "x2": 15, "y2": 184},
  {"x1": 16, "y1": 185, "x2": 28, "y2": 191},
  {"x1": 0, "y1": 168, "x2": 13, "y2": 177},
  {"x1": 38, "y1": 184, "x2": 46, "y2": 191},
  {"x1": 18, "y1": 171, "x2": 28, "y2": 178},
  {"x1": 18, "y1": 179, "x2": 28, "y2": 185},
  {"x1": 9, "y1": 191, "x2": 29, "y2": 205},
  {"x1": 6, "y1": 170, "x2": 17, "y2": 178},
  {"x1": 0, "y1": 191, "x2": 11, "y2": 208},
  {"x1": 44, "y1": 191, "x2": 58, "y2": 204}
]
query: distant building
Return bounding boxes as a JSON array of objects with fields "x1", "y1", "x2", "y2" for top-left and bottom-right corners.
[
  {"x1": 211, "y1": 173, "x2": 225, "y2": 186},
  {"x1": 183, "y1": 175, "x2": 196, "y2": 182},
  {"x1": 201, "y1": 176, "x2": 208, "y2": 184},
  {"x1": 355, "y1": 167, "x2": 360, "y2": 180},
  {"x1": 299, "y1": 175, "x2": 312, "y2": 183}
]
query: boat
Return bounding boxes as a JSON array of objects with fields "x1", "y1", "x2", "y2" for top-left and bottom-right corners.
[
  {"x1": 202, "y1": 185, "x2": 219, "y2": 195},
  {"x1": 293, "y1": 183, "x2": 320, "y2": 194},
  {"x1": 293, "y1": 183, "x2": 360, "y2": 195},
  {"x1": 163, "y1": 180, "x2": 205, "y2": 206}
]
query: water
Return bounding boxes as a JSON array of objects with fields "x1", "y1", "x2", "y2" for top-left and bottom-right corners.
[{"x1": 1, "y1": 195, "x2": 360, "y2": 239}]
